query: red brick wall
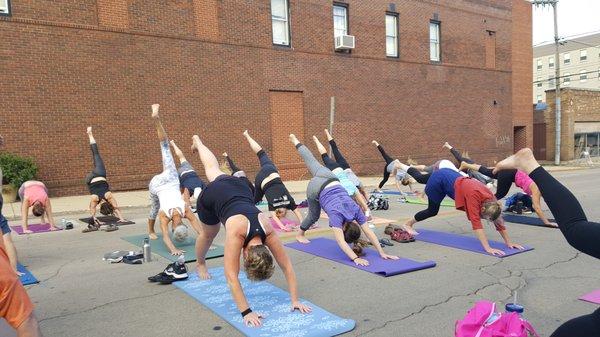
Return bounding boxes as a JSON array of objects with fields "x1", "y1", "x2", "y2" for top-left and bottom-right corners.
[
  {"x1": 511, "y1": 0, "x2": 533, "y2": 149},
  {"x1": 0, "y1": 0, "x2": 531, "y2": 196}
]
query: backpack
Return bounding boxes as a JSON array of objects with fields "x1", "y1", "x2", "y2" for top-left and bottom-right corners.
[
  {"x1": 455, "y1": 301, "x2": 539, "y2": 337},
  {"x1": 368, "y1": 195, "x2": 389, "y2": 211}
]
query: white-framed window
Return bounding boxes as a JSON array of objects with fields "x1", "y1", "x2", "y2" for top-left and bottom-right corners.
[
  {"x1": 548, "y1": 56, "x2": 554, "y2": 68},
  {"x1": 537, "y1": 95, "x2": 542, "y2": 103},
  {"x1": 564, "y1": 73, "x2": 570, "y2": 86},
  {"x1": 548, "y1": 75, "x2": 555, "y2": 87},
  {"x1": 0, "y1": 0, "x2": 10, "y2": 15},
  {"x1": 537, "y1": 76, "x2": 542, "y2": 87},
  {"x1": 536, "y1": 59, "x2": 542, "y2": 71},
  {"x1": 385, "y1": 14, "x2": 398, "y2": 57},
  {"x1": 271, "y1": 0, "x2": 290, "y2": 46},
  {"x1": 580, "y1": 70, "x2": 587, "y2": 82},
  {"x1": 564, "y1": 53, "x2": 571, "y2": 65},
  {"x1": 580, "y1": 49, "x2": 587, "y2": 61},
  {"x1": 429, "y1": 21, "x2": 441, "y2": 62},
  {"x1": 333, "y1": 5, "x2": 348, "y2": 38}
]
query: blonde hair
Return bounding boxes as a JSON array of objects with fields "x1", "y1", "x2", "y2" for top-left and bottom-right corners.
[
  {"x1": 407, "y1": 157, "x2": 418, "y2": 166},
  {"x1": 482, "y1": 201, "x2": 501, "y2": 221},
  {"x1": 244, "y1": 245, "x2": 275, "y2": 281}
]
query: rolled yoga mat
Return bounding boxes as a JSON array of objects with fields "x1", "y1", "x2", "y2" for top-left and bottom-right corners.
[
  {"x1": 121, "y1": 233, "x2": 224, "y2": 263},
  {"x1": 501, "y1": 214, "x2": 557, "y2": 228},
  {"x1": 18, "y1": 263, "x2": 39, "y2": 285},
  {"x1": 10, "y1": 223, "x2": 62, "y2": 235},
  {"x1": 415, "y1": 229, "x2": 533, "y2": 257},
  {"x1": 579, "y1": 289, "x2": 600, "y2": 305},
  {"x1": 78, "y1": 216, "x2": 135, "y2": 225},
  {"x1": 286, "y1": 237, "x2": 436, "y2": 276},
  {"x1": 173, "y1": 267, "x2": 356, "y2": 337}
]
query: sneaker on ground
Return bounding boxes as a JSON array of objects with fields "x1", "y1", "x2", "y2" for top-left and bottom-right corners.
[{"x1": 164, "y1": 262, "x2": 189, "y2": 280}]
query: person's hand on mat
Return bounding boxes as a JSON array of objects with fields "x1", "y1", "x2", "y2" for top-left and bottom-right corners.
[
  {"x1": 149, "y1": 232, "x2": 158, "y2": 240},
  {"x1": 197, "y1": 263, "x2": 211, "y2": 279},
  {"x1": 291, "y1": 301, "x2": 312, "y2": 314},
  {"x1": 15, "y1": 270, "x2": 24, "y2": 277},
  {"x1": 380, "y1": 253, "x2": 399, "y2": 260},
  {"x1": 23, "y1": 229, "x2": 34, "y2": 234},
  {"x1": 544, "y1": 221, "x2": 559, "y2": 228},
  {"x1": 354, "y1": 258, "x2": 369, "y2": 266},
  {"x1": 485, "y1": 247, "x2": 506, "y2": 256},
  {"x1": 243, "y1": 311, "x2": 263, "y2": 327},
  {"x1": 171, "y1": 249, "x2": 185, "y2": 256},
  {"x1": 49, "y1": 226, "x2": 60, "y2": 231},
  {"x1": 506, "y1": 243, "x2": 525, "y2": 250}
]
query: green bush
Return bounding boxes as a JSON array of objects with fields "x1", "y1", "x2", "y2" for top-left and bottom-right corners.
[{"x1": 0, "y1": 153, "x2": 38, "y2": 188}]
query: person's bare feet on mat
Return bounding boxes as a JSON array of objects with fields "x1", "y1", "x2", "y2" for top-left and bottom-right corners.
[
  {"x1": 149, "y1": 232, "x2": 158, "y2": 240},
  {"x1": 296, "y1": 234, "x2": 310, "y2": 244},
  {"x1": 197, "y1": 263, "x2": 211, "y2": 279}
]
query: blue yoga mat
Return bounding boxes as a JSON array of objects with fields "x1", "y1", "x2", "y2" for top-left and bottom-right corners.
[
  {"x1": 18, "y1": 264, "x2": 39, "y2": 285},
  {"x1": 415, "y1": 229, "x2": 534, "y2": 257},
  {"x1": 502, "y1": 214, "x2": 557, "y2": 228},
  {"x1": 173, "y1": 267, "x2": 355, "y2": 337},
  {"x1": 286, "y1": 238, "x2": 436, "y2": 276}
]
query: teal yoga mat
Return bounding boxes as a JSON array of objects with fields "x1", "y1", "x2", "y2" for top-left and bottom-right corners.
[
  {"x1": 121, "y1": 234, "x2": 224, "y2": 263},
  {"x1": 174, "y1": 267, "x2": 356, "y2": 337}
]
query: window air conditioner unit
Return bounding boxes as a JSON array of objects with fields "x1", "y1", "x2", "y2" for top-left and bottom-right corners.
[{"x1": 335, "y1": 35, "x2": 355, "y2": 50}]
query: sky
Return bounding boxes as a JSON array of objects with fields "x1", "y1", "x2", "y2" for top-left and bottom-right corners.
[{"x1": 533, "y1": 0, "x2": 600, "y2": 46}]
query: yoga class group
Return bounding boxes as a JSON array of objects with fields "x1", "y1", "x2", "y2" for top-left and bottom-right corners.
[{"x1": 1, "y1": 104, "x2": 598, "y2": 337}]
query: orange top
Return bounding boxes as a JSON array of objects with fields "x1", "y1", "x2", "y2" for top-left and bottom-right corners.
[{"x1": 0, "y1": 242, "x2": 34, "y2": 329}]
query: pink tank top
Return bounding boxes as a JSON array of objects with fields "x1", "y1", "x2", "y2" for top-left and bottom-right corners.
[
  {"x1": 514, "y1": 170, "x2": 533, "y2": 195},
  {"x1": 24, "y1": 183, "x2": 48, "y2": 204}
]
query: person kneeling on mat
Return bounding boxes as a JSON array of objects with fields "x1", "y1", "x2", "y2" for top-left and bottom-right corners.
[
  {"x1": 242, "y1": 130, "x2": 303, "y2": 231},
  {"x1": 19, "y1": 180, "x2": 59, "y2": 234},
  {"x1": 494, "y1": 148, "x2": 600, "y2": 337},
  {"x1": 400, "y1": 167, "x2": 524, "y2": 256},
  {"x1": 290, "y1": 134, "x2": 399, "y2": 265},
  {"x1": 191, "y1": 134, "x2": 311, "y2": 327},
  {"x1": 84, "y1": 126, "x2": 126, "y2": 232},
  {"x1": 147, "y1": 104, "x2": 203, "y2": 256}
]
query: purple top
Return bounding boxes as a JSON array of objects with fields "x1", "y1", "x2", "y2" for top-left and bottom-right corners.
[{"x1": 319, "y1": 185, "x2": 367, "y2": 228}]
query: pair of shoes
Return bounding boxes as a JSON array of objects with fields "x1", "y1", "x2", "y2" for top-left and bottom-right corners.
[
  {"x1": 82, "y1": 224, "x2": 99, "y2": 233},
  {"x1": 390, "y1": 230, "x2": 415, "y2": 243},
  {"x1": 123, "y1": 252, "x2": 143, "y2": 265},
  {"x1": 103, "y1": 250, "x2": 131, "y2": 263},
  {"x1": 104, "y1": 224, "x2": 119, "y2": 232},
  {"x1": 148, "y1": 261, "x2": 188, "y2": 284},
  {"x1": 384, "y1": 224, "x2": 402, "y2": 235},
  {"x1": 379, "y1": 238, "x2": 394, "y2": 246}
]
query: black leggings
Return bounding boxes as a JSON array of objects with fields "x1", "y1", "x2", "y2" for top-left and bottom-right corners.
[
  {"x1": 86, "y1": 143, "x2": 106, "y2": 183},
  {"x1": 377, "y1": 144, "x2": 395, "y2": 188},
  {"x1": 329, "y1": 140, "x2": 350, "y2": 170},
  {"x1": 529, "y1": 167, "x2": 600, "y2": 337},
  {"x1": 478, "y1": 166, "x2": 516, "y2": 199},
  {"x1": 377, "y1": 144, "x2": 394, "y2": 165},
  {"x1": 407, "y1": 167, "x2": 430, "y2": 185},
  {"x1": 449, "y1": 148, "x2": 474, "y2": 166},
  {"x1": 321, "y1": 153, "x2": 341, "y2": 171},
  {"x1": 255, "y1": 150, "x2": 278, "y2": 190},
  {"x1": 225, "y1": 154, "x2": 242, "y2": 175},
  {"x1": 414, "y1": 198, "x2": 440, "y2": 222}
]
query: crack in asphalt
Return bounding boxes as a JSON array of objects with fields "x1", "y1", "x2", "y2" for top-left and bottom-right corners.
[
  {"x1": 39, "y1": 288, "x2": 177, "y2": 323},
  {"x1": 26, "y1": 259, "x2": 76, "y2": 290}
]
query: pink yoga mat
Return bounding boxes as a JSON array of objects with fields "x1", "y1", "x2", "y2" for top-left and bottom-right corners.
[
  {"x1": 270, "y1": 217, "x2": 300, "y2": 232},
  {"x1": 579, "y1": 289, "x2": 600, "y2": 304},
  {"x1": 10, "y1": 223, "x2": 62, "y2": 235}
]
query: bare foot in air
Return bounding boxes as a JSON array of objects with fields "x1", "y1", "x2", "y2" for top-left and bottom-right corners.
[
  {"x1": 296, "y1": 233, "x2": 310, "y2": 244},
  {"x1": 372, "y1": 140, "x2": 379, "y2": 147},
  {"x1": 222, "y1": 152, "x2": 228, "y2": 157},
  {"x1": 493, "y1": 148, "x2": 539, "y2": 175},
  {"x1": 458, "y1": 161, "x2": 469, "y2": 172},
  {"x1": 191, "y1": 135, "x2": 202, "y2": 153},
  {"x1": 151, "y1": 104, "x2": 160, "y2": 119},
  {"x1": 149, "y1": 232, "x2": 158, "y2": 240},
  {"x1": 443, "y1": 142, "x2": 452, "y2": 150},
  {"x1": 243, "y1": 130, "x2": 249, "y2": 138},
  {"x1": 325, "y1": 129, "x2": 333, "y2": 141},
  {"x1": 87, "y1": 126, "x2": 92, "y2": 135},
  {"x1": 289, "y1": 134, "x2": 299, "y2": 145}
]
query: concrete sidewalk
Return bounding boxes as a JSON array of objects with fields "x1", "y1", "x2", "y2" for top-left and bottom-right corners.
[{"x1": 1, "y1": 166, "x2": 586, "y2": 219}]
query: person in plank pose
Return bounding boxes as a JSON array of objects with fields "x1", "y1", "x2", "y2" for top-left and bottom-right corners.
[
  {"x1": 191, "y1": 134, "x2": 311, "y2": 327},
  {"x1": 147, "y1": 104, "x2": 203, "y2": 255},
  {"x1": 242, "y1": 130, "x2": 303, "y2": 231},
  {"x1": 290, "y1": 134, "x2": 398, "y2": 264},
  {"x1": 397, "y1": 160, "x2": 524, "y2": 256},
  {"x1": 83, "y1": 126, "x2": 126, "y2": 232},
  {"x1": 493, "y1": 148, "x2": 599, "y2": 337}
]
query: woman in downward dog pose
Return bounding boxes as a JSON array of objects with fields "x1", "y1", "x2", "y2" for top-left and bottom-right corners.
[
  {"x1": 19, "y1": 181, "x2": 58, "y2": 234},
  {"x1": 372, "y1": 141, "x2": 417, "y2": 194},
  {"x1": 290, "y1": 134, "x2": 398, "y2": 264},
  {"x1": 242, "y1": 130, "x2": 303, "y2": 231},
  {"x1": 494, "y1": 149, "x2": 600, "y2": 337},
  {"x1": 191, "y1": 134, "x2": 311, "y2": 327},
  {"x1": 147, "y1": 104, "x2": 203, "y2": 255},
  {"x1": 458, "y1": 160, "x2": 557, "y2": 227},
  {"x1": 312, "y1": 136, "x2": 371, "y2": 218},
  {"x1": 84, "y1": 127, "x2": 126, "y2": 232}
]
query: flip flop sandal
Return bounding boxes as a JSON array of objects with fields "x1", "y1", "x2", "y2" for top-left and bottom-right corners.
[
  {"x1": 104, "y1": 224, "x2": 119, "y2": 232},
  {"x1": 379, "y1": 238, "x2": 394, "y2": 246},
  {"x1": 82, "y1": 224, "x2": 99, "y2": 233}
]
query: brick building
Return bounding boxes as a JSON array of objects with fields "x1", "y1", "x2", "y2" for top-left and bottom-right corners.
[
  {"x1": 0, "y1": 0, "x2": 532, "y2": 196},
  {"x1": 540, "y1": 88, "x2": 600, "y2": 161}
]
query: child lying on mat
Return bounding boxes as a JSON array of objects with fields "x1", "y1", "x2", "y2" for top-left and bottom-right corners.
[{"x1": 400, "y1": 168, "x2": 525, "y2": 256}]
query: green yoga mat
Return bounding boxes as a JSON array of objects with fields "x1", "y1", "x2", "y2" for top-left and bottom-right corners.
[
  {"x1": 405, "y1": 197, "x2": 455, "y2": 207},
  {"x1": 121, "y1": 234, "x2": 224, "y2": 263}
]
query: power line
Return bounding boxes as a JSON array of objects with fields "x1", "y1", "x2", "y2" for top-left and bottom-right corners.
[{"x1": 533, "y1": 69, "x2": 600, "y2": 84}]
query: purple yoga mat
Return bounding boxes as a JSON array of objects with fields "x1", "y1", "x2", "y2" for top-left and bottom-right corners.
[
  {"x1": 579, "y1": 289, "x2": 600, "y2": 304},
  {"x1": 415, "y1": 229, "x2": 533, "y2": 257},
  {"x1": 286, "y1": 238, "x2": 436, "y2": 277},
  {"x1": 10, "y1": 223, "x2": 62, "y2": 235}
]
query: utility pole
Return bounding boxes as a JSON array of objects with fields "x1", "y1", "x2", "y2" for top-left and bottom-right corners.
[
  {"x1": 329, "y1": 96, "x2": 335, "y2": 155},
  {"x1": 531, "y1": 0, "x2": 561, "y2": 165}
]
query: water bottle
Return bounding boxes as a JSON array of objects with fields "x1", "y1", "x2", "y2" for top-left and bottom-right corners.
[
  {"x1": 61, "y1": 218, "x2": 66, "y2": 229},
  {"x1": 143, "y1": 238, "x2": 152, "y2": 262},
  {"x1": 506, "y1": 291, "x2": 524, "y2": 316}
]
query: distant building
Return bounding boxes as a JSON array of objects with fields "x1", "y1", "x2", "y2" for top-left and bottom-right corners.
[{"x1": 533, "y1": 33, "x2": 600, "y2": 104}]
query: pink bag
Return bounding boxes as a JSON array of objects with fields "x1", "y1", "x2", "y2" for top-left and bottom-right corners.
[{"x1": 455, "y1": 301, "x2": 539, "y2": 337}]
